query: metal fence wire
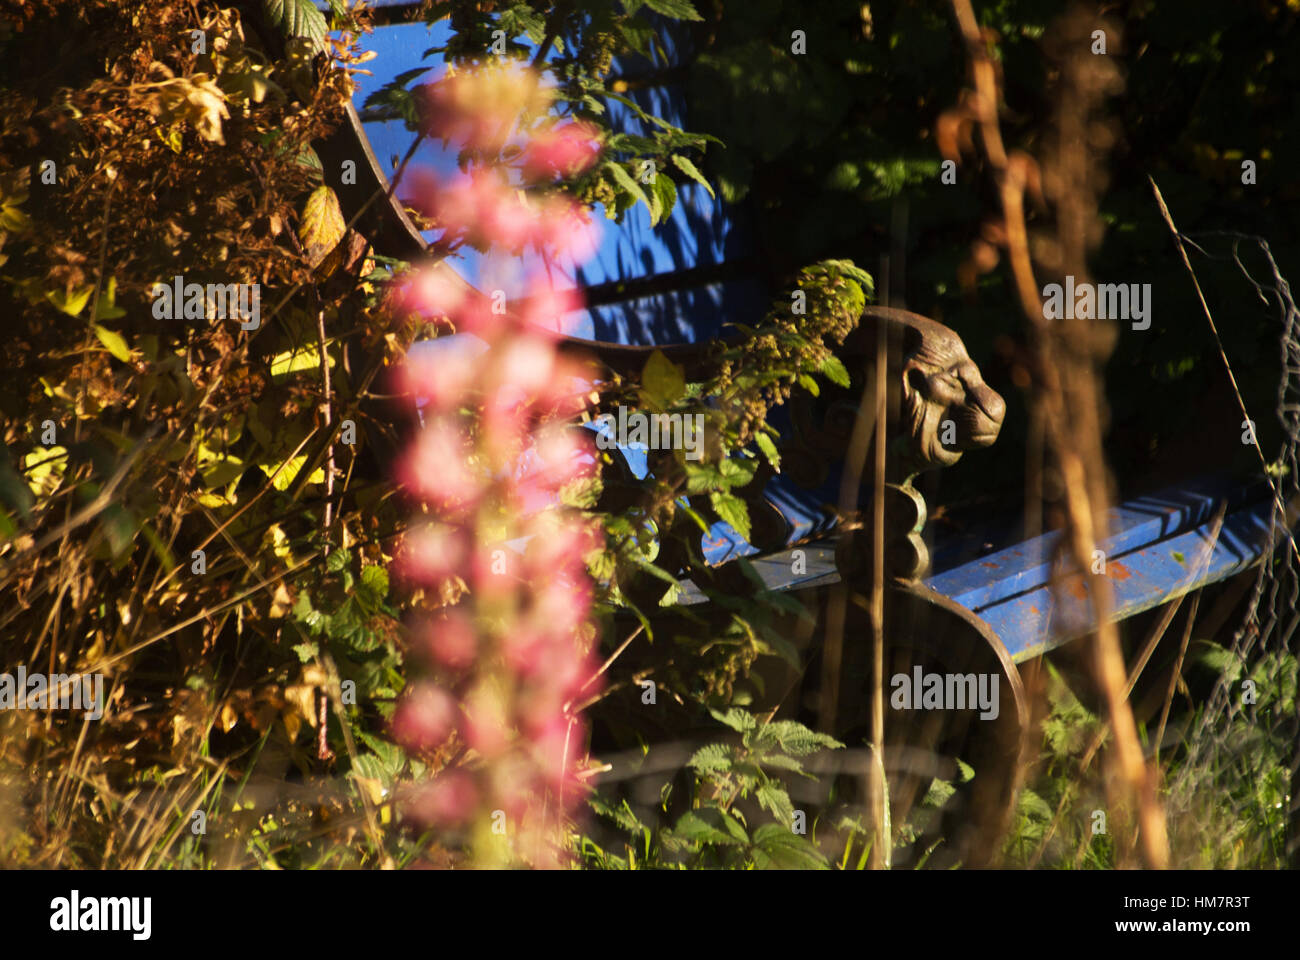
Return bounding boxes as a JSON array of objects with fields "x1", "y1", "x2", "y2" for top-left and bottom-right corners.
[{"x1": 1165, "y1": 233, "x2": 1300, "y2": 867}]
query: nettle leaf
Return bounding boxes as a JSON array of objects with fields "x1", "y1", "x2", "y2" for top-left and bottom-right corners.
[
  {"x1": 604, "y1": 160, "x2": 653, "y2": 221},
  {"x1": 718, "y1": 456, "x2": 757, "y2": 489},
  {"x1": 819, "y1": 354, "x2": 851, "y2": 389},
  {"x1": 755, "y1": 781, "x2": 795, "y2": 823},
  {"x1": 673, "y1": 808, "x2": 747, "y2": 846},
  {"x1": 650, "y1": 171, "x2": 678, "y2": 226},
  {"x1": 709, "y1": 491, "x2": 751, "y2": 543},
  {"x1": 643, "y1": 0, "x2": 704, "y2": 21},
  {"x1": 754, "y1": 432, "x2": 781, "y2": 472},
  {"x1": 819, "y1": 259, "x2": 875, "y2": 297},
  {"x1": 758, "y1": 753, "x2": 805, "y2": 775},
  {"x1": 750, "y1": 823, "x2": 829, "y2": 869},
  {"x1": 671, "y1": 154, "x2": 715, "y2": 198},
  {"x1": 292, "y1": 641, "x2": 319, "y2": 663},
  {"x1": 709, "y1": 706, "x2": 757, "y2": 734},
  {"x1": 688, "y1": 742, "x2": 735, "y2": 776},
  {"x1": 755, "y1": 720, "x2": 845, "y2": 756},
  {"x1": 262, "y1": 0, "x2": 328, "y2": 51}
]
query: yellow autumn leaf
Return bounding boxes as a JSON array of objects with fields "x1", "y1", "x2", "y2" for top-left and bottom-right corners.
[
  {"x1": 23, "y1": 446, "x2": 67, "y2": 499},
  {"x1": 45, "y1": 284, "x2": 95, "y2": 318},
  {"x1": 93, "y1": 325, "x2": 132, "y2": 363},
  {"x1": 218, "y1": 700, "x2": 239, "y2": 733},
  {"x1": 260, "y1": 454, "x2": 324, "y2": 491},
  {"x1": 299, "y1": 185, "x2": 346, "y2": 268}
]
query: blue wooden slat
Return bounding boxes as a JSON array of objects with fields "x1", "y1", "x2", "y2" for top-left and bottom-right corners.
[
  {"x1": 925, "y1": 479, "x2": 1277, "y2": 662},
  {"x1": 924, "y1": 475, "x2": 1265, "y2": 607}
]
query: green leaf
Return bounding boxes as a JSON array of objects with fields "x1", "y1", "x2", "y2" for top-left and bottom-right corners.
[
  {"x1": 640, "y1": 349, "x2": 687, "y2": 409},
  {"x1": 819, "y1": 354, "x2": 851, "y2": 389},
  {"x1": 750, "y1": 823, "x2": 829, "y2": 869},
  {"x1": 672, "y1": 809, "x2": 747, "y2": 846},
  {"x1": 755, "y1": 720, "x2": 845, "y2": 756},
  {"x1": 708, "y1": 706, "x2": 757, "y2": 733},
  {"x1": 643, "y1": 0, "x2": 704, "y2": 21},
  {"x1": 94, "y1": 277, "x2": 127, "y2": 320},
  {"x1": 754, "y1": 782, "x2": 795, "y2": 823},
  {"x1": 819, "y1": 259, "x2": 875, "y2": 297},
  {"x1": 688, "y1": 743, "x2": 735, "y2": 776},
  {"x1": 93, "y1": 325, "x2": 132, "y2": 363},
  {"x1": 671, "y1": 154, "x2": 715, "y2": 198},
  {"x1": 604, "y1": 160, "x2": 653, "y2": 221},
  {"x1": 709, "y1": 491, "x2": 751, "y2": 543},
  {"x1": 292, "y1": 641, "x2": 320, "y2": 663},
  {"x1": 262, "y1": 0, "x2": 328, "y2": 51},
  {"x1": 754, "y1": 432, "x2": 781, "y2": 472},
  {"x1": 796, "y1": 373, "x2": 820, "y2": 397},
  {"x1": 650, "y1": 171, "x2": 678, "y2": 226},
  {"x1": 360, "y1": 564, "x2": 389, "y2": 600},
  {"x1": 46, "y1": 284, "x2": 94, "y2": 317}
]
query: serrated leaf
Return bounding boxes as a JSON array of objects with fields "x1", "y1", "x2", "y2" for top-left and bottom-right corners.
[
  {"x1": 672, "y1": 808, "x2": 747, "y2": 846},
  {"x1": 750, "y1": 823, "x2": 829, "y2": 869},
  {"x1": 755, "y1": 782, "x2": 795, "y2": 823},
  {"x1": 754, "y1": 432, "x2": 781, "y2": 472},
  {"x1": 93, "y1": 325, "x2": 132, "y2": 363},
  {"x1": 756, "y1": 720, "x2": 845, "y2": 756},
  {"x1": 360, "y1": 564, "x2": 389, "y2": 600},
  {"x1": 819, "y1": 354, "x2": 851, "y2": 388},
  {"x1": 670, "y1": 153, "x2": 715, "y2": 198},
  {"x1": 643, "y1": 0, "x2": 704, "y2": 20},
  {"x1": 299, "y1": 185, "x2": 346, "y2": 268},
  {"x1": 708, "y1": 706, "x2": 757, "y2": 733},
  {"x1": 292, "y1": 641, "x2": 319, "y2": 663},
  {"x1": 262, "y1": 0, "x2": 328, "y2": 50},
  {"x1": 688, "y1": 743, "x2": 735, "y2": 776},
  {"x1": 650, "y1": 171, "x2": 678, "y2": 226},
  {"x1": 709, "y1": 491, "x2": 751, "y2": 543},
  {"x1": 604, "y1": 160, "x2": 653, "y2": 221}
]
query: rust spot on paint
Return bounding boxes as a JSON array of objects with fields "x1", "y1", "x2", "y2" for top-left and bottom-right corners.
[
  {"x1": 1108, "y1": 560, "x2": 1133, "y2": 581},
  {"x1": 982, "y1": 562, "x2": 999, "y2": 568}
]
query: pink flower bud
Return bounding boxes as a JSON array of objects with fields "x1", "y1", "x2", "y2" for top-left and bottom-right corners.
[
  {"x1": 398, "y1": 419, "x2": 482, "y2": 514},
  {"x1": 406, "y1": 770, "x2": 479, "y2": 827},
  {"x1": 397, "y1": 337, "x2": 484, "y2": 410},
  {"x1": 396, "y1": 523, "x2": 467, "y2": 584},
  {"x1": 391, "y1": 682, "x2": 458, "y2": 753},
  {"x1": 521, "y1": 122, "x2": 602, "y2": 179},
  {"x1": 418, "y1": 611, "x2": 478, "y2": 671},
  {"x1": 518, "y1": 283, "x2": 584, "y2": 335}
]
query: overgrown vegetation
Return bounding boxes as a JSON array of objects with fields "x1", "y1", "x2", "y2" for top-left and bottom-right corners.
[{"x1": 0, "y1": 0, "x2": 1294, "y2": 870}]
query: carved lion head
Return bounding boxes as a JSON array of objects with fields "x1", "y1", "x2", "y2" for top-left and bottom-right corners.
[{"x1": 864, "y1": 308, "x2": 1006, "y2": 475}]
